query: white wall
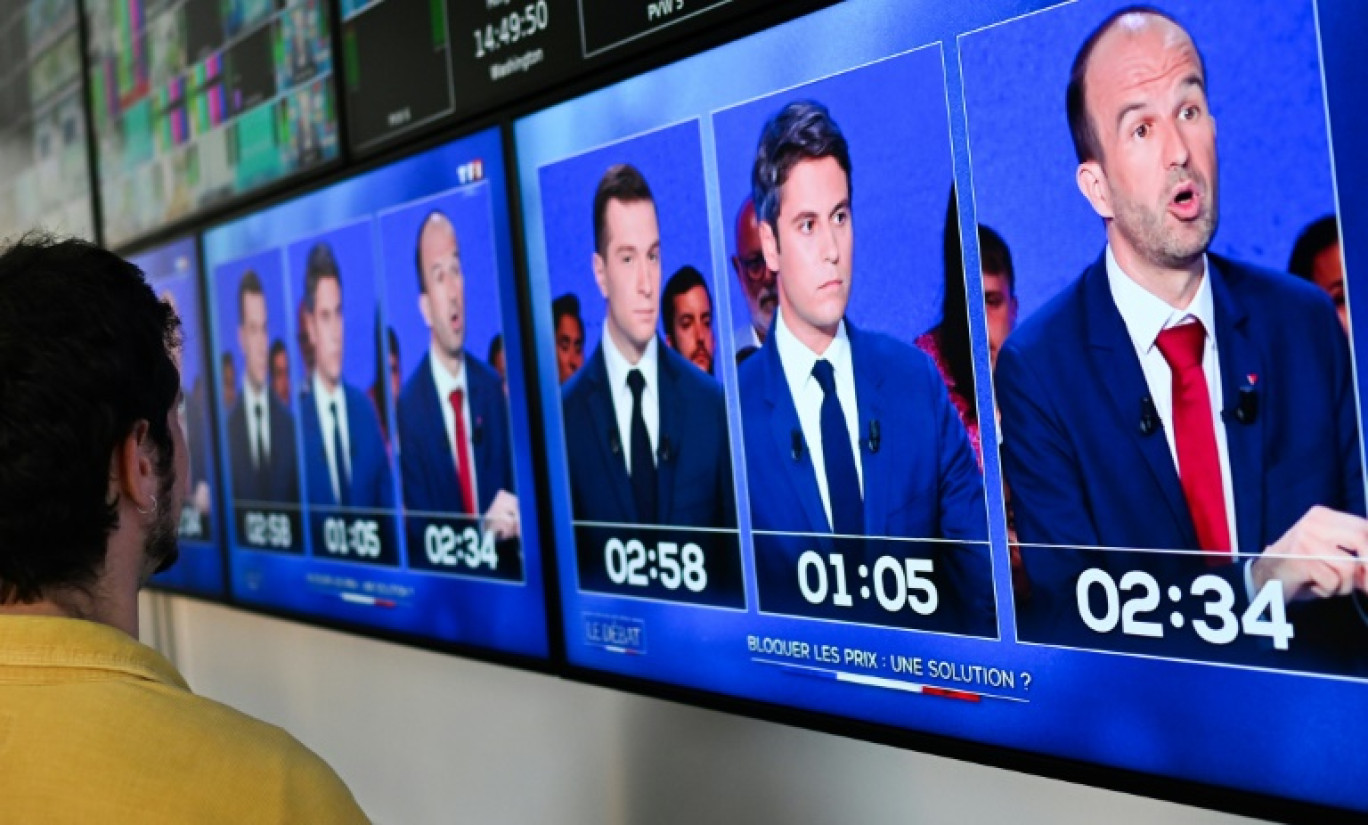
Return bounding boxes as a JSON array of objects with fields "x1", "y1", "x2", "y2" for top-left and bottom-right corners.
[{"x1": 140, "y1": 593, "x2": 1265, "y2": 825}]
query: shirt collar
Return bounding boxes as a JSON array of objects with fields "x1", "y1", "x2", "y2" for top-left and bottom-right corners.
[
  {"x1": 242, "y1": 379, "x2": 267, "y2": 412},
  {"x1": 0, "y1": 615, "x2": 188, "y2": 690},
  {"x1": 1106, "y1": 245, "x2": 1215, "y2": 353},
  {"x1": 774, "y1": 307, "x2": 851, "y2": 392},
  {"x1": 429, "y1": 347, "x2": 468, "y2": 401},
  {"x1": 312, "y1": 372, "x2": 345, "y2": 415},
  {"x1": 601, "y1": 321, "x2": 659, "y2": 396}
]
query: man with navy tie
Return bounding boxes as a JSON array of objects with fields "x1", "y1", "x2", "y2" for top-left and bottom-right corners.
[
  {"x1": 226, "y1": 270, "x2": 300, "y2": 505},
  {"x1": 397, "y1": 211, "x2": 519, "y2": 538},
  {"x1": 996, "y1": 8, "x2": 1368, "y2": 670},
  {"x1": 561, "y1": 164, "x2": 735, "y2": 529},
  {"x1": 298, "y1": 242, "x2": 394, "y2": 511},
  {"x1": 737, "y1": 101, "x2": 993, "y2": 634}
]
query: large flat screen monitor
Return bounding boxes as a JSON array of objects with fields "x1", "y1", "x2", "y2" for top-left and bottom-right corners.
[
  {"x1": 85, "y1": 0, "x2": 339, "y2": 247},
  {"x1": 516, "y1": 0, "x2": 1368, "y2": 815},
  {"x1": 202, "y1": 126, "x2": 548, "y2": 660},
  {"x1": 132, "y1": 235, "x2": 228, "y2": 599},
  {"x1": 0, "y1": 0, "x2": 94, "y2": 239}
]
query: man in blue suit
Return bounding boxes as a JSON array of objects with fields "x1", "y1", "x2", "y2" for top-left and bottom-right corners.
[
  {"x1": 397, "y1": 211, "x2": 519, "y2": 537},
  {"x1": 737, "y1": 101, "x2": 994, "y2": 635},
  {"x1": 298, "y1": 242, "x2": 394, "y2": 511},
  {"x1": 562, "y1": 164, "x2": 735, "y2": 530},
  {"x1": 226, "y1": 270, "x2": 299, "y2": 505},
  {"x1": 996, "y1": 8, "x2": 1368, "y2": 670}
]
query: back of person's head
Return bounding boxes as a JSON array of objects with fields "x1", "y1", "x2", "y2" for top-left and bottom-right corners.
[
  {"x1": 1288, "y1": 215, "x2": 1339, "y2": 281},
  {"x1": 0, "y1": 235, "x2": 181, "y2": 604}
]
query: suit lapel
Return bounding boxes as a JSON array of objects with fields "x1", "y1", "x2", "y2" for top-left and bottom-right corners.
[
  {"x1": 1210, "y1": 258, "x2": 1264, "y2": 555},
  {"x1": 656, "y1": 344, "x2": 679, "y2": 523},
  {"x1": 1083, "y1": 256, "x2": 1199, "y2": 546},
  {"x1": 418, "y1": 354, "x2": 458, "y2": 500},
  {"x1": 760, "y1": 334, "x2": 830, "y2": 534},
  {"x1": 846, "y1": 323, "x2": 889, "y2": 536},
  {"x1": 583, "y1": 345, "x2": 637, "y2": 519}
]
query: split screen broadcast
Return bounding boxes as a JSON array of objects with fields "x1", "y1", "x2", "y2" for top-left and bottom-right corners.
[
  {"x1": 516, "y1": 0, "x2": 1368, "y2": 802},
  {"x1": 200, "y1": 127, "x2": 549, "y2": 656},
  {"x1": 135, "y1": 0, "x2": 1368, "y2": 812}
]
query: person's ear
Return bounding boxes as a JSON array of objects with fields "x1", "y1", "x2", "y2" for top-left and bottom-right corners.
[
  {"x1": 593, "y1": 251, "x2": 608, "y2": 298},
  {"x1": 113, "y1": 419, "x2": 157, "y2": 514},
  {"x1": 759, "y1": 220, "x2": 781, "y2": 274},
  {"x1": 1076, "y1": 161, "x2": 1113, "y2": 220}
]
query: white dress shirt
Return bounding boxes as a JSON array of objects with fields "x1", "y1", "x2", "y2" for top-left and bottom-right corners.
[
  {"x1": 312, "y1": 373, "x2": 352, "y2": 504},
  {"x1": 601, "y1": 323, "x2": 659, "y2": 476},
  {"x1": 774, "y1": 308, "x2": 863, "y2": 529},
  {"x1": 1105, "y1": 245, "x2": 1239, "y2": 553},
  {"x1": 242, "y1": 381, "x2": 271, "y2": 469},
  {"x1": 430, "y1": 348, "x2": 479, "y2": 509}
]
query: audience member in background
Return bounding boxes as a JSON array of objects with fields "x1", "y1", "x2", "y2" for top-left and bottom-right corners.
[{"x1": 1288, "y1": 215, "x2": 1347, "y2": 334}]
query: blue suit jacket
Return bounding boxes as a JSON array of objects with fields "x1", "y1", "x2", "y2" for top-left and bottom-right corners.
[
  {"x1": 227, "y1": 389, "x2": 299, "y2": 505},
  {"x1": 562, "y1": 338, "x2": 735, "y2": 528},
  {"x1": 997, "y1": 253, "x2": 1366, "y2": 667},
  {"x1": 300, "y1": 382, "x2": 395, "y2": 510},
  {"x1": 397, "y1": 352, "x2": 513, "y2": 515},
  {"x1": 739, "y1": 321, "x2": 994, "y2": 631}
]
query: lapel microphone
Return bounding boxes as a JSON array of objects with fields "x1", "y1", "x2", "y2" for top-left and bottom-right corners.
[
  {"x1": 609, "y1": 429, "x2": 622, "y2": 456},
  {"x1": 658, "y1": 436, "x2": 674, "y2": 463},
  {"x1": 472, "y1": 417, "x2": 485, "y2": 446},
  {"x1": 791, "y1": 430, "x2": 804, "y2": 462},
  {"x1": 1139, "y1": 396, "x2": 1161, "y2": 437},
  {"x1": 866, "y1": 419, "x2": 881, "y2": 453},
  {"x1": 1231, "y1": 385, "x2": 1259, "y2": 425}
]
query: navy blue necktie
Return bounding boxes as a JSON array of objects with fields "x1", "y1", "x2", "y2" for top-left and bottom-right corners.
[
  {"x1": 811, "y1": 359, "x2": 863, "y2": 535},
  {"x1": 331, "y1": 401, "x2": 351, "y2": 507},
  {"x1": 627, "y1": 369, "x2": 657, "y2": 523}
]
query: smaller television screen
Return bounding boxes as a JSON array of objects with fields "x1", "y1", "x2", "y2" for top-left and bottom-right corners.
[
  {"x1": 132, "y1": 235, "x2": 227, "y2": 598},
  {"x1": 0, "y1": 0, "x2": 94, "y2": 239},
  {"x1": 84, "y1": 0, "x2": 338, "y2": 246},
  {"x1": 202, "y1": 126, "x2": 549, "y2": 659}
]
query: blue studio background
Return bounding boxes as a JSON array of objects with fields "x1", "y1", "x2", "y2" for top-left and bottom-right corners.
[
  {"x1": 516, "y1": 0, "x2": 1368, "y2": 815},
  {"x1": 136, "y1": 236, "x2": 226, "y2": 598},
  {"x1": 537, "y1": 120, "x2": 717, "y2": 362},
  {"x1": 712, "y1": 43, "x2": 955, "y2": 352},
  {"x1": 960, "y1": 0, "x2": 1335, "y2": 322},
  {"x1": 286, "y1": 219, "x2": 383, "y2": 399},
  {"x1": 202, "y1": 128, "x2": 549, "y2": 658},
  {"x1": 378, "y1": 184, "x2": 505, "y2": 398}
]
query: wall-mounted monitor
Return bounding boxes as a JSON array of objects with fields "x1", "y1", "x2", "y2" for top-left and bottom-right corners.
[
  {"x1": 85, "y1": 0, "x2": 339, "y2": 247},
  {"x1": 202, "y1": 126, "x2": 548, "y2": 659},
  {"x1": 516, "y1": 0, "x2": 1368, "y2": 816},
  {"x1": 132, "y1": 235, "x2": 228, "y2": 599},
  {"x1": 339, "y1": 0, "x2": 828, "y2": 154},
  {"x1": 0, "y1": 0, "x2": 94, "y2": 239}
]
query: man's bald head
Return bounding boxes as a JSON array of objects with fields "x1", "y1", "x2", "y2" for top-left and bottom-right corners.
[{"x1": 1066, "y1": 6, "x2": 1206, "y2": 165}]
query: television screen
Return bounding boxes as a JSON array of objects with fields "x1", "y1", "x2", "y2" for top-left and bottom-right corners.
[
  {"x1": 85, "y1": 0, "x2": 339, "y2": 247},
  {"x1": 202, "y1": 126, "x2": 548, "y2": 659},
  {"x1": 133, "y1": 235, "x2": 227, "y2": 599},
  {"x1": 0, "y1": 0, "x2": 94, "y2": 239},
  {"x1": 516, "y1": 0, "x2": 1368, "y2": 815}
]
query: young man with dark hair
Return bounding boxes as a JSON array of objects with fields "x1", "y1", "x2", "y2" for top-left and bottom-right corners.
[
  {"x1": 739, "y1": 101, "x2": 993, "y2": 633},
  {"x1": 299, "y1": 241, "x2": 394, "y2": 511},
  {"x1": 561, "y1": 163, "x2": 735, "y2": 529},
  {"x1": 0, "y1": 235, "x2": 367, "y2": 821},
  {"x1": 227, "y1": 269, "x2": 300, "y2": 505}
]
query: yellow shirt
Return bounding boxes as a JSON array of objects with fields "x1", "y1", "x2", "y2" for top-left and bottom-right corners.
[{"x1": 0, "y1": 615, "x2": 369, "y2": 824}]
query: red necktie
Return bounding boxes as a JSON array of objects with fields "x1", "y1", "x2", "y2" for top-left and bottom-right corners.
[
  {"x1": 1154, "y1": 322, "x2": 1231, "y2": 564},
  {"x1": 449, "y1": 389, "x2": 475, "y2": 514}
]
